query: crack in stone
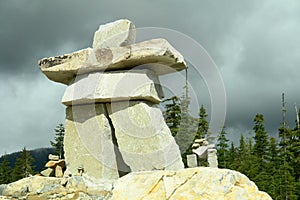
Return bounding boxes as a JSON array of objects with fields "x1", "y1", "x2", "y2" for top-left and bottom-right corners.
[
  {"x1": 166, "y1": 172, "x2": 198, "y2": 200},
  {"x1": 103, "y1": 103, "x2": 131, "y2": 177},
  {"x1": 140, "y1": 175, "x2": 166, "y2": 200}
]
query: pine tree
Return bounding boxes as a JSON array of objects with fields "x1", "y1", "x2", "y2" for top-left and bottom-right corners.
[
  {"x1": 0, "y1": 154, "x2": 12, "y2": 184},
  {"x1": 197, "y1": 105, "x2": 209, "y2": 139},
  {"x1": 50, "y1": 123, "x2": 65, "y2": 159},
  {"x1": 267, "y1": 137, "x2": 280, "y2": 199},
  {"x1": 12, "y1": 147, "x2": 35, "y2": 182},
  {"x1": 278, "y1": 126, "x2": 298, "y2": 200},
  {"x1": 163, "y1": 96, "x2": 181, "y2": 137},
  {"x1": 252, "y1": 114, "x2": 271, "y2": 193},
  {"x1": 237, "y1": 134, "x2": 248, "y2": 174},
  {"x1": 228, "y1": 142, "x2": 237, "y2": 170},
  {"x1": 216, "y1": 127, "x2": 229, "y2": 168},
  {"x1": 291, "y1": 110, "x2": 300, "y2": 198},
  {"x1": 253, "y1": 114, "x2": 269, "y2": 160}
]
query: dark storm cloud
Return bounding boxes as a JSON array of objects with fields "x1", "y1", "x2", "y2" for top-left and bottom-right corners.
[{"x1": 1, "y1": 0, "x2": 300, "y2": 154}]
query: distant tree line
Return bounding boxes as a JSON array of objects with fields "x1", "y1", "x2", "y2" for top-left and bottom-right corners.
[
  {"x1": 0, "y1": 124, "x2": 64, "y2": 184},
  {"x1": 163, "y1": 95, "x2": 300, "y2": 200}
]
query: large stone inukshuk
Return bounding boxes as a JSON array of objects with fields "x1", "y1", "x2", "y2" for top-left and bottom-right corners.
[{"x1": 38, "y1": 19, "x2": 186, "y2": 180}]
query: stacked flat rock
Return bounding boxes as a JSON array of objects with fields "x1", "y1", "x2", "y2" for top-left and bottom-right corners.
[
  {"x1": 38, "y1": 19, "x2": 186, "y2": 180},
  {"x1": 41, "y1": 154, "x2": 65, "y2": 178}
]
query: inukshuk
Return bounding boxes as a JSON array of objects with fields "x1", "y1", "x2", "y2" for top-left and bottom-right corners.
[{"x1": 38, "y1": 19, "x2": 186, "y2": 180}]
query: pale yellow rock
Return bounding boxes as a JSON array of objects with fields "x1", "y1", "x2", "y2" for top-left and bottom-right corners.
[
  {"x1": 2, "y1": 176, "x2": 63, "y2": 197},
  {"x1": 106, "y1": 101, "x2": 184, "y2": 172},
  {"x1": 111, "y1": 167, "x2": 273, "y2": 200},
  {"x1": 45, "y1": 159, "x2": 65, "y2": 168},
  {"x1": 55, "y1": 165, "x2": 63, "y2": 178},
  {"x1": 62, "y1": 69, "x2": 164, "y2": 106},
  {"x1": 38, "y1": 39, "x2": 186, "y2": 84},
  {"x1": 93, "y1": 19, "x2": 136, "y2": 49},
  {"x1": 65, "y1": 104, "x2": 119, "y2": 180},
  {"x1": 48, "y1": 154, "x2": 59, "y2": 161},
  {"x1": 0, "y1": 168, "x2": 272, "y2": 200},
  {"x1": 40, "y1": 168, "x2": 54, "y2": 177}
]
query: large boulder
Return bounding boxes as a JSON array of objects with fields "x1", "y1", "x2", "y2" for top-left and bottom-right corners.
[
  {"x1": 0, "y1": 168, "x2": 272, "y2": 200},
  {"x1": 111, "y1": 167, "x2": 272, "y2": 200}
]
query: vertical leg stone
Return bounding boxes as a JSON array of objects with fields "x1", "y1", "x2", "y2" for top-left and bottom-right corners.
[
  {"x1": 187, "y1": 154, "x2": 198, "y2": 168},
  {"x1": 106, "y1": 101, "x2": 184, "y2": 171},
  {"x1": 65, "y1": 104, "x2": 119, "y2": 179},
  {"x1": 207, "y1": 149, "x2": 218, "y2": 168},
  {"x1": 55, "y1": 165, "x2": 63, "y2": 178}
]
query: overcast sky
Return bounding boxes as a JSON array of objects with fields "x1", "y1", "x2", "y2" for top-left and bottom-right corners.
[{"x1": 1, "y1": 0, "x2": 300, "y2": 156}]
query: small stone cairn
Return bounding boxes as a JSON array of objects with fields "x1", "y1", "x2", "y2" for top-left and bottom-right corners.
[
  {"x1": 38, "y1": 19, "x2": 187, "y2": 180},
  {"x1": 41, "y1": 154, "x2": 65, "y2": 178},
  {"x1": 187, "y1": 138, "x2": 218, "y2": 168}
]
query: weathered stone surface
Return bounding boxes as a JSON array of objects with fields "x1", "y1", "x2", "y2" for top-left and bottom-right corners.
[
  {"x1": 65, "y1": 104, "x2": 119, "y2": 180},
  {"x1": 0, "y1": 176, "x2": 63, "y2": 198},
  {"x1": 48, "y1": 154, "x2": 59, "y2": 161},
  {"x1": 0, "y1": 175, "x2": 114, "y2": 200},
  {"x1": 187, "y1": 154, "x2": 197, "y2": 168},
  {"x1": 41, "y1": 168, "x2": 55, "y2": 177},
  {"x1": 111, "y1": 167, "x2": 272, "y2": 200},
  {"x1": 38, "y1": 39, "x2": 186, "y2": 84},
  {"x1": 62, "y1": 69, "x2": 164, "y2": 106},
  {"x1": 0, "y1": 168, "x2": 272, "y2": 200},
  {"x1": 93, "y1": 19, "x2": 136, "y2": 49},
  {"x1": 45, "y1": 160, "x2": 65, "y2": 168},
  {"x1": 107, "y1": 101, "x2": 184, "y2": 172},
  {"x1": 45, "y1": 160, "x2": 57, "y2": 168},
  {"x1": 55, "y1": 165, "x2": 64, "y2": 178},
  {"x1": 208, "y1": 149, "x2": 218, "y2": 168}
]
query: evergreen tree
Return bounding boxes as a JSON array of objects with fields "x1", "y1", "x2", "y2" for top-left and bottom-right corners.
[
  {"x1": 194, "y1": 105, "x2": 209, "y2": 167},
  {"x1": 252, "y1": 114, "x2": 271, "y2": 193},
  {"x1": 50, "y1": 123, "x2": 65, "y2": 159},
  {"x1": 291, "y1": 110, "x2": 300, "y2": 183},
  {"x1": 216, "y1": 127, "x2": 229, "y2": 168},
  {"x1": 237, "y1": 134, "x2": 248, "y2": 174},
  {"x1": 278, "y1": 126, "x2": 298, "y2": 200},
  {"x1": 0, "y1": 154, "x2": 12, "y2": 184},
  {"x1": 267, "y1": 137, "x2": 280, "y2": 199},
  {"x1": 12, "y1": 147, "x2": 35, "y2": 182},
  {"x1": 228, "y1": 142, "x2": 237, "y2": 170},
  {"x1": 253, "y1": 114, "x2": 269, "y2": 160},
  {"x1": 197, "y1": 105, "x2": 209, "y2": 139},
  {"x1": 163, "y1": 96, "x2": 181, "y2": 137}
]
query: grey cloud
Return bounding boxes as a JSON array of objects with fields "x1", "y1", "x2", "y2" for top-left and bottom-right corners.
[{"x1": 1, "y1": 0, "x2": 300, "y2": 154}]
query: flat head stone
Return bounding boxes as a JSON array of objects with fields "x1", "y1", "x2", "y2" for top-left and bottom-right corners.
[
  {"x1": 48, "y1": 154, "x2": 59, "y2": 161},
  {"x1": 38, "y1": 39, "x2": 186, "y2": 85},
  {"x1": 93, "y1": 19, "x2": 136, "y2": 49},
  {"x1": 45, "y1": 160, "x2": 65, "y2": 168}
]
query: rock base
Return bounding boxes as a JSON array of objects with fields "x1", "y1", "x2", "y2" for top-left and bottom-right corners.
[{"x1": 0, "y1": 167, "x2": 272, "y2": 200}]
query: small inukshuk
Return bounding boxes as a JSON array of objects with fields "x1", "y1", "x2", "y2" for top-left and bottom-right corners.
[{"x1": 38, "y1": 19, "x2": 186, "y2": 179}]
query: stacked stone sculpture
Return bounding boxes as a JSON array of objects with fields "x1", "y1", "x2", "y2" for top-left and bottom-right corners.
[
  {"x1": 38, "y1": 19, "x2": 186, "y2": 180},
  {"x1": 41, "y1": 154, "x2": 65, "y2": 178},
  {"x1": 192, "y1": 138, "x2": 218, "y2": 168}
]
